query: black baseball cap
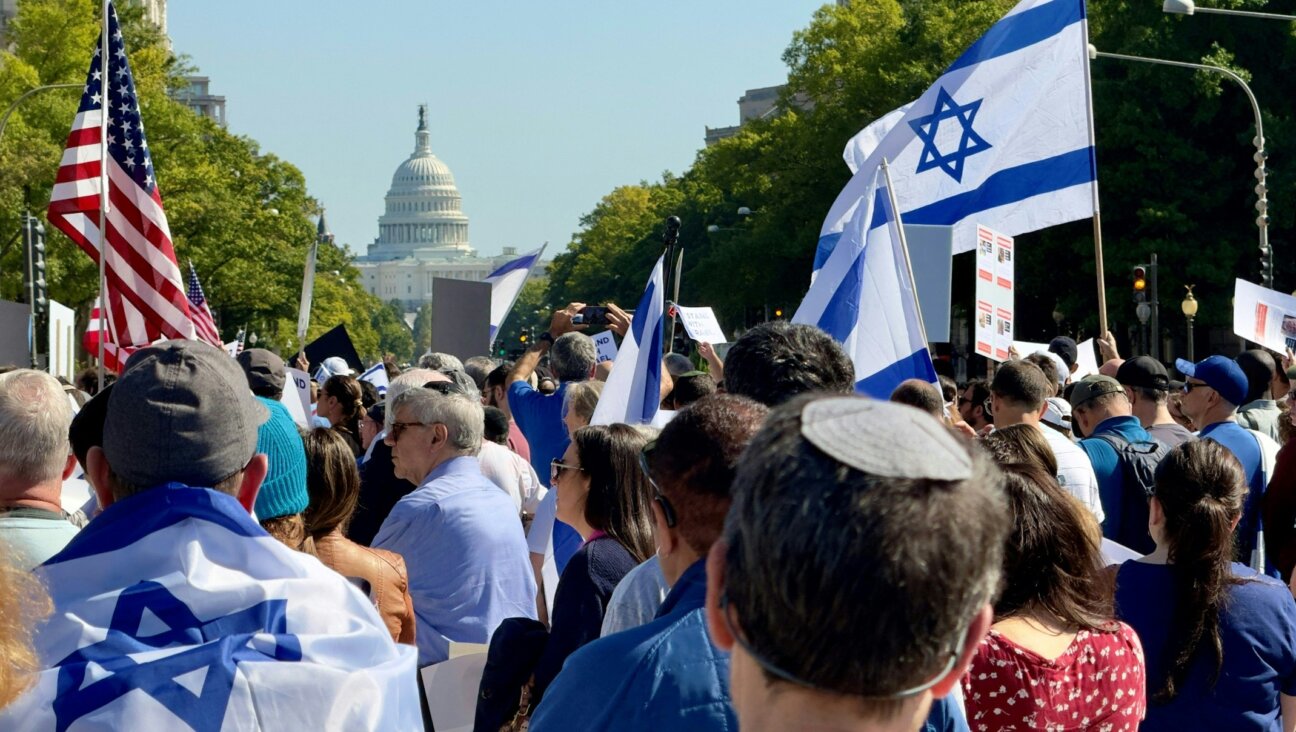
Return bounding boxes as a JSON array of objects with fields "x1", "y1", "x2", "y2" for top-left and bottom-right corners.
[
  {"x1": 1048, "y1": 337, "x2": 1079, "y2": 369},
  {"x1": 1115, "y1": 356, "x2": 1170, "y2": 391}
]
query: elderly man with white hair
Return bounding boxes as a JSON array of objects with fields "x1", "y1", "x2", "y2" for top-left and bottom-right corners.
[
  {"x1": 372, "y1": 384, "x2": 537, "y2": 665},
  {"x1": 0, "y1": 369, "x2": 79, "y2": 569}
]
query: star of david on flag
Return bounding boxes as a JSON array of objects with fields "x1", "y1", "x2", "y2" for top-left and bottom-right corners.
[
  {"x1": 817, "y1": 0, "x2": 1096, "y2": 268},
  {"x1": 908, "y1": 87, "x2": 992, "y2": 183}
]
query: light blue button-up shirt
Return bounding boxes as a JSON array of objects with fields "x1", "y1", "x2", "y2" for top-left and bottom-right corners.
[{"x1": 373, "y1": 455, "x2": 537, "y2": 665}]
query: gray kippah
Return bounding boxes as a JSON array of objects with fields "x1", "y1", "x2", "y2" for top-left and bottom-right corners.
[{"x1": 800, "y1": 397, "x2": 972, "y2": 481}]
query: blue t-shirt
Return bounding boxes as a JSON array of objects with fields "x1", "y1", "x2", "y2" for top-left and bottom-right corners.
[
  {"x1": 1079, "y1": 415, "x2": 1160, "y2": 553},
  {"x1": 507, "y1": 379, "x2": 581, "y2": 569},
  {"x1": 1115, "y1": 560, "x2": 1296, "y2": 731},
  {"x1": 1201, "y1": 420, "x2": 1268, "y2": 566}
]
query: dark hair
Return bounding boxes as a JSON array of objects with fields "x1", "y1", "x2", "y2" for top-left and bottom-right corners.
[
  {"x1": 1236, "y1": 349, "x2": 1277, "y2": 403},
  {"x1": 302, "y1": 427, "x2": 362, "y2": 539},
  {"x1": 1022, "y1": 353, "x2": 1062, "y2": 394},
  {"x1": 572, "y1": 424, "x2": 657, "y2": 563},
  {"x1": 482, "y1": 406, "x2": 510, "y2": 445},
  {"x1": 722, "y1": 321, "x2": 854, "y2": 406},
  {"x1": 647, "y1": 394, "x2": 768, "y2": 554},
  {"x1": 991, "y1": 361, "x2": 1052, "y2": 411},
  {"x1": 1151, "y1": 440, "x2": 1248, "y2": 702},
  {"x1": 75, "y1": 367, "x2": 114, "y2": 397},
  {"x1": 322, "y1": 375, "x2": 364, "y2": 452},
  {"x1": 358, "y1": 380, "x2": 380, "y2": 410},
  {"x1": 938, "y1": 375, "x2": 958, "y2": 404},
  {"x1": 994, "y1": 463, "x2": 1112, "y2": 629},
  {"x1": 963, "y1": 379, "x2": 991, "y2": 417},
  {"x1": 666, "y1": 372, "x2": 717, "y2": 409},
  {"x1": 889, "y1": 379, "x2": 944, "y2": 417},
  {"x1": 981, "y1": 424, "x2": 1058, "y2": 476},
  {"x1": 486, "y1": 363, "x2": 513, "y2": 391},
  {"x1": 366, "y1": 402, "x2": 385, "y2": 427},
  {"x1": 724, "y1": 394, "x2": 1009, "y2": 705}
]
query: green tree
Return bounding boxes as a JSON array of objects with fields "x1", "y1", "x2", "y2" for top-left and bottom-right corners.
[
  {"x1": 411, "y1": 302, "x2": 433, "y2": 357},
  {"x1": 371, "y1": 299, "x2": 414, "y2": 363}
]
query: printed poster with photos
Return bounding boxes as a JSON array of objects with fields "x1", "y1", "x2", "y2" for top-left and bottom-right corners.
[
  {"x1": 973, "y1": 225, "x2": 1015, "y2": 362},
  {"x1": 1233, "y1": 278, "x2": 1296, "y2": 353}
]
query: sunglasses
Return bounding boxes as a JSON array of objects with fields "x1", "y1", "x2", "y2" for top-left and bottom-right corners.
[
  {"x1": 388, "y1": 420, "x2": 431, "y2": 442},
  {"x1": 1182, "y1": 381, "x2": 1212, "y2": 394},
  {"x1": 639, "y1": 440, "x2": 677, "y2": 528},
  {"x1": 550, "y1": 458, "x2": 585, "y2": 484},
  {"x1": 422, "y1": 380, "x2": 465, "y2": 396}
]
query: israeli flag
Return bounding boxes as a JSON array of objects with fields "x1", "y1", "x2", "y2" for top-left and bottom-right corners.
[
  {"x1": 818, "y1": 0, "x2": 1094, "y2": 267},
  {"x1": 359, "y1": 361, "x2": 389, "y2": 397},
  {"x1": 590, "y1": 255, "x2": 664, "y2": 426},
  {"x1": 1, "y1": 486, "x2": 420, "y2": 731},
  {"x1": 795, "y1": 166, "x2": 937, "y2": 399},
  {"x1": 485, "y1": 244, "x2": 547, "y2": 344}
]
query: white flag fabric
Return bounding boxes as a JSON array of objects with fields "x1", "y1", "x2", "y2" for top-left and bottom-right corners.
[
  {"x1": 484, "y1": 245, "x2": 546, "y2": 343},
  {"x1": 0, "y1": 486, "x2": 420, "y2": 731},
  {"x1": 590, "y1": 255, "x2": 664, "y2": 427},
  {"x1": 794, "y1": 167, "x2": 937, "y2": 399},
  {"x1": 817, "y1": 0, "x2": 1094, "y2": 268},
  {"x1": 359, "y1": 362, "x2": 389, "y2": 397}
]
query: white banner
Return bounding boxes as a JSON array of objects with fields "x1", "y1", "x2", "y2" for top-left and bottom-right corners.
[
  {"x1": 47, "y1": 300, "x2": 77, "y2": 383},
  {"x1": 1234, "y1": 278, "x2": 1296, "y2": 353},
  {"x1": 282, "y1": 366, "x2": 312, "y2": 428},
  {"x1": 675, "y1": 305, "x2": 727, "y2": 344},
  {"x1": 296, "y1": 241, "x2": 318, "y2": 344}
]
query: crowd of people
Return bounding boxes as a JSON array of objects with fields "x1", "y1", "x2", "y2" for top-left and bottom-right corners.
[{"x1": 2, "y1": 306, "x2": 1296, "y2": 730}]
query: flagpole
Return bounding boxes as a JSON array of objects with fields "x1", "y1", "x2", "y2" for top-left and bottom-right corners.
[
  {"x1": 1082, "y1": 23, "x2": 1108, "y2": 336},
  {"x1": 95, "y1": 0, "x2": 110, "y2": 391},
  {"x1": 490, "y1": 242, "x2": 547, "y2": 351},
  {"x1": 881, "y1": 159, "x2": 932, "y2": 350}
]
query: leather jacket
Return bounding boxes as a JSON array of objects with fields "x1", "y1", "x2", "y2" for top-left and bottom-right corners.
[{"x1": 315, "y1": 530, "x2": 416, "y2": 645}]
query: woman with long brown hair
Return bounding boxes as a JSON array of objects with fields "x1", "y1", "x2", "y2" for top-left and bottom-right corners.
[
  {"x1": 964, "y1": 462, "x2": 1146, "y2": 730},
  {"x1": 303, "y1": 428, "x2": 415, "y2": 645},
  {"x1": 318, "y1": 375, "x2": 364, "y2": 458},
  {"x1": 1115, "y1": 440, "x2": 1296, "y2": 730}
]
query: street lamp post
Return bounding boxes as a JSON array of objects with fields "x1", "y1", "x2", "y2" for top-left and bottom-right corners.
[
  {"x1": 1181, "y1": 285, "x2": 1199, "y2": 362},
  {"x1": 1090, "y1": 47, "x2": 1272, "y2": 289},
  {"x1": 1164, "y1": 0, "x2": 1296, "y2": 21},
  {"x1": 0, "y1": 83, "x2": 82, "y2": 147}
]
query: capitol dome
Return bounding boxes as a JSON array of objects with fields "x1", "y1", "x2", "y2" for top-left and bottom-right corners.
[{"x1": 362, "y1": 105, "x2": 473, "y2": 262}]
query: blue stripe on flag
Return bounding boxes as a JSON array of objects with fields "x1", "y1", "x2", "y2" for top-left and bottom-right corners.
[
  {"x1": 817, "y1": 188, "x2": 890, "y2": 339},
  {"x1": 855, "y1": 348, "x2": 940, "y2": 400},
  {"x1": 814, "y1": 232, "x2": 842, "y2": 271},
  {"x1": 485, "y1": 254, "x2": 539, "y2": 279},
  {"x1": 630, "y1": 277, "x2": 662, "y2": 419},
  {"x1": 946, "y1": 0, "x2": 1084, "y2": 74},
  {"x1": 902, "y1": 147, "x2": 1094, "y2": 227},
  {"x1": 44, "y1": 486, "x2": 265, "y2": 565}
]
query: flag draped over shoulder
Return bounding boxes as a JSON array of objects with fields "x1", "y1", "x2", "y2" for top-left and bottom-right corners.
[
  {"x1": 817, "y1": 0, "x2": 1094, "y2": 268},
  {"x1": 484, "y1": 245, "x2": 546, "y2": 343},
  {"x1": 187, "y1": 262, "x2": 222, "y2": 347},
  {"x1": 795, "y1": 167, "x2": 937, "y2": 399},
  {"x1": 590, "y1": 255, "x2": 664, "y2": 427},
  {"x1": 47, "y1": 1, "x2": 197, "y2": 366},
  {"x1": 0, "y1": 486, "x2": 420, "y2": 731}
]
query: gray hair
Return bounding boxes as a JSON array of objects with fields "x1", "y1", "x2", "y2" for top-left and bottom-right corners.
[
  {"x1": 550, "y1": 332, "x2": 596, "y2": 382},
  {"x1": 418, "y1": 352, "x2": 464, "y2": 372},
  {"x1": 723, "y1": 394, "x2": 1008, "y2": 705},
  {"x1": 390, "y1": 387, "x2": 483, "y2": 454},
  {"x1": 463, "y1": 356, "x2": 497, "y2": 391},
  {"x1": 562, "y1": 380, "x2": 604, "y2": 425},
  {"x1": 387, "y1": 368, "x2": 441, "y2": 405},
  {"x1": 0, "y1": 370, "x2": 73, "y2": 484}
]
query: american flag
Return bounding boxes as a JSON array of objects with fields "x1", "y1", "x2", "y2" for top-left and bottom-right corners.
[
  {"x1": 82, "y1": 294, "x2": 127, "y2": 373},
  {"x1": 48, "y1": 0, "x2": 197, "y2": 371},
  {"x1": 186, "y1": 261, "x2": 222, "y2": 346}
]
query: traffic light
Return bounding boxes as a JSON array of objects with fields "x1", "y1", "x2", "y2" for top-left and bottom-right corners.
[
  {"x1": 1132, "y1": 266, "x2": 1147, "y2": 301},
  {"x1": 519, "y1": 332, "x2": 528, "y2": 344},
  {"x1": 773, "y1": 307, "x2": 784, "y2": 319},
  {"x1": 22, "y1": 212, "x2": 48, "y2": 316}
]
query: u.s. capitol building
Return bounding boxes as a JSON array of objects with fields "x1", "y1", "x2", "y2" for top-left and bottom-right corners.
[{"x1": 355, "y1": 105, "x2": 540, "y2": 312}]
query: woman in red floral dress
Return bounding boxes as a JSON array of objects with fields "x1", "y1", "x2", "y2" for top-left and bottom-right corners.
[{"x1": 963, "y1": 462, "x2": 1145, "y2": 731}]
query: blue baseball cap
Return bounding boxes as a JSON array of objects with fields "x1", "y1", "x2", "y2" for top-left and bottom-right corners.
[{"x1": 1175, "y1": 355, "x2": 1248, "y2": 406}]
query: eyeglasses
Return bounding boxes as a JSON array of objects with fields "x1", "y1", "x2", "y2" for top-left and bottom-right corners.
[
  {"x1": 639, "y1": 440, "x2": 677, "y2": 528},
  {"x1": 388, "y1": 420, "x2": 431, "y2": 442},
  {"x1": 956, "y1": 397, "x2": 974, "y2": 407},
  {"x1": 550, "y1": 458, "x2": 585, "y2": 484},
  {"x1": 1182, "y1": 381, "x2": 1212, "y2": 394}
]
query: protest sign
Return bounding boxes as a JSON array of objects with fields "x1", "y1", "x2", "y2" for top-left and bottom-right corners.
[
  {"x1": 282, "y1": 367, "x2": 311, "y2": 428},
  {"x1": 904, "y1": 224, "x2": 954, "y2": 342},
  {"x1": 47, "y1": 300, "x2": 76, "y2": 382},
  {"x1": 421, "y1": 644, "x2": 489, "y2": 732},
  {"x1": 675, "y1": 305, "x2": 728, "y2": 344},
  {"x1": 430, "y1": 278, "x2": 491, "y2": 361},
  {"x1": 973, "y1": 225, "x2": 1014, "y2": 361},
  {"x1": 302, "y1": 325, "x2": 362, "y2": 375},
  {"x1": 592, "y1": 330, "x2": 618, "y2": 364},
  {"x1": 1234, "y1": 278, "x2": 1296, "y2": 353},
  {"x1": 1074, "y1": 338, "x2": 1099, "y2": 378}
]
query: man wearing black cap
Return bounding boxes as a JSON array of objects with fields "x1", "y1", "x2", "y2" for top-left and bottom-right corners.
[
  {"x1": 1070, "y1": 375, "x2": 1168, "y2": 554},
  {"x1": 1049, "y1": 336, "x2": 1080, "y2": 382},
  {"x1": 1115, "y1": 356, "x2": 1195, "y2": 448}
]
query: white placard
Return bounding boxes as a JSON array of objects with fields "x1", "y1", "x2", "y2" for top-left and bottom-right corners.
[
  {"x1": 1234, "y1": 278, "x2": 1296, "y2": 353},
  {"x1": 1074, "y1": 338, "x2": 1099, "y2": 379},
  {"x1": 282, "y1": 367, "x2": 311, "y2": 428},
  {"x1": 223, "y1": 340, "x2": 239, "y2": 357},
  {"x1": 47, "y1": 300, "x2": 76, "y2": 383},
  {"x1": 593, "y1": 330, "x2": 618, "y2": 364},
  {"x1": 1011, "y1": 340, "x2": 1049, "y2": 357},
  {"x1": 973, "y1": 225, "x2": 1014, "y2": 362},
  {"x1": 421, "y1": 644, "x2": 489, "y2": 732},
  {"x1": 675, "y1": 305, "x2": 727, "y2": 344}
]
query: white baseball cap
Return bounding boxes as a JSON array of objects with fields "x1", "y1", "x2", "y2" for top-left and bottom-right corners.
[{"x1": 321, "y1": 356, "x2": 354, "y2": 377}]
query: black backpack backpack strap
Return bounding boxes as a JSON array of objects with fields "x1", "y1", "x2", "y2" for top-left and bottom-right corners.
[{"x1": 1090, "y1": 431, "x2": 1168, "y2": 499}]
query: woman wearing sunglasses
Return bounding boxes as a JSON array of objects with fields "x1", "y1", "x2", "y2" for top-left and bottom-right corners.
[{"x1": 531, "y1": 423, "x2": 657, "y2": 702}]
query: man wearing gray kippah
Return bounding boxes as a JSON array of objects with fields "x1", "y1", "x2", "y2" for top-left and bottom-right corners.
[
  {"x1": 705, "y1": 395, "x2": 1009, "y2": 732},
  {"x1": 1, "y1": 340, "x2": 419, "y2": 730}
]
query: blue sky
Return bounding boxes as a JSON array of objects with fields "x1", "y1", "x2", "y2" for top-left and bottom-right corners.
[{"x1": 166, "y1": 2, "x2": 826, "y2": 258}]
